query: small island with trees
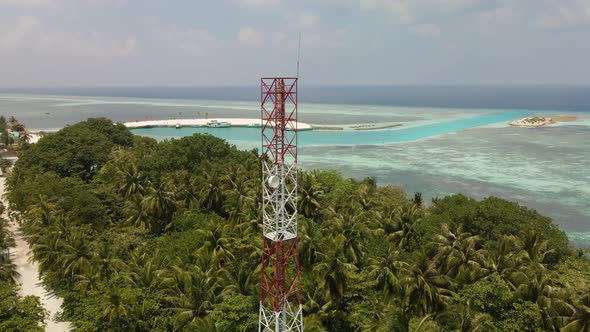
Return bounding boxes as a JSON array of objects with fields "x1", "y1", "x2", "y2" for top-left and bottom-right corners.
[
  {"x1": 1, "y1": 117, "x2": 589, "y2": 331},
  {"x1": 509, "y1": 117, "x2": 555, "y2": 128}
]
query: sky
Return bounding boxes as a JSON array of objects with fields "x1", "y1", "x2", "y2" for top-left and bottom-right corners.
[{"x1": 0, "y1": 0, "x2": 589, "y2": 87}]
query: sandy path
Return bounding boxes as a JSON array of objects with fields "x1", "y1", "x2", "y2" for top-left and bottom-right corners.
[{"x1": 1, "y1": 177, "x2": 73, "y2": 332}]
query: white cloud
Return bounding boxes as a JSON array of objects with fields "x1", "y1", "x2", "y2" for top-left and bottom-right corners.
[
  {"x1": 408, "y1": 23, "x2": 440, "y2": 38},
  {"x1": 238, "y1": 26, "x2": 264, "y2": 47},
  {"x1": 237, "y1": 0, "x2": 279, "y2": 7},
  {"x1": 359, "y1": 0, "x2": 413, "y2": 24},
  {"x1": 275, "y1": 10, "x2": 347, "y2": 49},
  {"x1": 296, "y1": 12, "x2": 321, "y2": 30},
  {"x1": 479, "y1": 5, "x2": 513, "y2": 23},
  {"x1": 0, "y1": 0, "x2": 125, "y2": 7},
  {"x1": 319, "y1": 0, "x2": 507, "y2": 25},
  {"x1": 0, "y1": 16, "x2": 138, "y2": 57},
  {"x1": 536, "y1": 0, "x2": 590, "y2": 29},
  {"x1": 0, "y1": 0, "x2": 61, "y2": 7},
  {"x1": 0, "y1": 16, "x2": 40, "y2": 49},
  {"x1": 159, "y1": 28, "x2": 216, "y2": 53},
  {"x1": 272, "y1": 29, "x2": 347, "y2": 49}
]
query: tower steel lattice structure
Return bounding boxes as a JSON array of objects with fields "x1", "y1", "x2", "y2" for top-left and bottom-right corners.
[{"x1": 259, "y1": 77, "x2": 304, "y2": 332}]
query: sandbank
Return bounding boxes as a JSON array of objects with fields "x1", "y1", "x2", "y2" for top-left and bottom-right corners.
[
  {"x1": 124, "y1": 118, "x2": 313, "y2": 131},
  {"x1": 552, "y1": 115, "x2": 577, "y2": 122},
  {"x1": 352, "y1": 123, "x2": 403, "y2": 131}
]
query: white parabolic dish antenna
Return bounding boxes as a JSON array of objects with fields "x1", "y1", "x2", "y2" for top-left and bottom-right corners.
[{"x1": 268, "y1": 175, "x2": 280, "y2": 189}]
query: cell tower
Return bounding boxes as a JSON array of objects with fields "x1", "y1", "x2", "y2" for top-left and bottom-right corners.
[{"x1": 259, "y1": 77, "x2": 304, "y2": 332}]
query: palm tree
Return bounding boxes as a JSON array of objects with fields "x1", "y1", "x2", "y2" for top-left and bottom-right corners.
[
  {"x1": 168, "y1": 171, "x2": 200, "y2": 210},
  {"x1": 18, "y1": 130, "x2": 31, "y2": 146},
  {"x1": 117, "y1": 162, "x2": 148, "y2": 199},
  {"x1": 25, "y1": 195, "x2": 57, "y2": 237},
  {"x1": 326, "y1": 208, "x2": 371, "y2": 266},
  {"x1": 160, "y1": 265, "x2": 223, "y2": 330},
  {"x1": 197, "y1": 224, "x2": 236, "y2": 266},
  {"x1": 71, "y1": 268, "x2": 103, "y2": 295},
  {"x1": 348, "y1": 183, "x2": 374, "y2": 211},
  {"x1": 358, "y1": 299, "x2": 411, "y2": 332},
  {"x1": 298, "y1": 172, "x2": 323, "y2": 219},
  {"x1": 31, "y1": 227, "x2": 65, "y2": 274},
  {"x1": 142, "y1": 180, "x2": 176, "y2": 233},
  {"x1": 103, "y1": 287, "x2": 130, "y2": 331},
  {"x1": 125, "y1": 250, "x2": 165, "y2": 290},
  {"x1": 6, "y1": 135, "x2": 15, "y2": 149},
  {"x1": 312, "y1": 243, "x2": 357, "y2": 308},
  {"x1": 514, "y1": 267, "x2": 555, "y2": 304},
  {"x1": 303, "y1": 313, "x2": 328, "y2": 332},
  {"x1": 299, "y1": 217, "x2": 324, "y2": 268},
  {"x1": 388, "y1": 204, "x2": 423, "y2": 251},
  {"x1": 442, "y1": 304, "x2": 495, "y2": 332},
  {"x1": 190, "y1": 315, "x2": 219, "y2": 332},
  {"x1": 222, "y1": 169, "x2": 255, "y2": 228},
  {"x1": 60, "y1": 230, "x2": 93, "y2": 278},
  {"x1": 198, "y1": 170, "x2": 224, "y2": 213},
  {"x1": 368, "y1": 246, "x2": 407, "y2": 296},
  {"x1": 562, "y1": 293, "x2": 590, "y2": 332},
  {"x1": 93, "y1": 236, "x2": 126, "y2": 285},
  {"x1": 433, "y1": 224, "x2": 488, "y2": 284},
  {"x1": 123, "y1": 196, "x2": 150, "y2": 231},
  {"x1": 0, "y1": 244, "x2": 19, "y2": 282},
  {"x1": 223, "y1": 259, "x2": 258, "y2": 297},
  {"x1": 0, "y1": 158, "x2": 11, "y2": 174},
  {"x1": 9, "y1": 116, "x2": 25, "y2": 132},
  {"x1": 0, "y1": 218, "x2": 14, "y2": 248},
  {"x1": 522, "y1": 231, "x2": 555, "y2": 268},
  {"x1": 485, "y1": 235, "x2": 529, "y2": 290},
  {"x1": 399, "y1": 252, "x2": 455, "y2": 316},
  {"x1": 512, "y1": 267, "x2": 572, "y2": 330},
  {"x1": 8, "y1": 116, "x2": 18, "y2": 128}
]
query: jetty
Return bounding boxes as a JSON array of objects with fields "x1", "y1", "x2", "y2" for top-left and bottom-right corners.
[{"x1": 123, "y1": 118, "x2": 313, "y2": 131}]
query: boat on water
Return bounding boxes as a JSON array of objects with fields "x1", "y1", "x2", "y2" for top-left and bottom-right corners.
[
  {"x1": 207, "y1": 120, "x2": 231, "y2": 128},
  {"x1": 175, "y1": 123, "x2": 181, "y2": 129}
]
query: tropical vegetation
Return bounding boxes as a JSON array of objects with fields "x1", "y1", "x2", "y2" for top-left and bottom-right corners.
[{"x1": 3, "y1": 117, "x2": 590, "y2": 331}]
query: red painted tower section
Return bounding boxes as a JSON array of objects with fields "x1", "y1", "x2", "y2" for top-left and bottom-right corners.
[{"x1": 259, "y1": 78, "x2": 303, "y2": 331}]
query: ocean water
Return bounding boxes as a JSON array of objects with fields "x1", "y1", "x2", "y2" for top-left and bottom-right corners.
[{"x1": 1, "y1": 88, "x2": 589, "y2": 247}]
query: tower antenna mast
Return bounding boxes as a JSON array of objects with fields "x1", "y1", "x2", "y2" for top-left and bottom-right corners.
[
  {"x1": 259, "y1": 75, "x2": 303, "y2": 332},
  {"x1": 297, "y1": 33, "x2": 301, "y2": 79}
]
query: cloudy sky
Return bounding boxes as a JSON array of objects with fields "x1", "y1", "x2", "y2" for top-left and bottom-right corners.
[{"x1": 1, "y1": 0, "x2": 589, "y2": 87}]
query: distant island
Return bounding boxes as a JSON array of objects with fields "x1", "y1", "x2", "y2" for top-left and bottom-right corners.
[
  {"x1": 509, "y1": 116, "x2": 555, "y2": 128},
  {"x1": 509, "y1": 115, "x2": 578, "y2": 128}
]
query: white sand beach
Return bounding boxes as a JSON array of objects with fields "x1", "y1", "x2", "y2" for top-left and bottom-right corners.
[
  {"x1": 1, "y1": 178, "x2": 72, "y2": 332},
  {"x1": 124, "y1": 117, "x2": 314, "y2": 130}
]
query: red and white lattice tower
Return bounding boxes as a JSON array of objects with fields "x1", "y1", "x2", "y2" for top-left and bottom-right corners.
[{"x1": 259, "y1": 77, "x2": 303, "y2": 332}]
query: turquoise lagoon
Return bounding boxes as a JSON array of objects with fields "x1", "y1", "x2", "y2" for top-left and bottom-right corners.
[
  {"x1": 130, "y1": 110, "x2": 531, "y2": 147},
  {"x1": 1, "y1": 94, "x2": 589, "y2": 247}
]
